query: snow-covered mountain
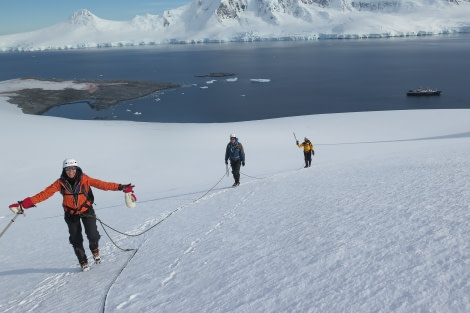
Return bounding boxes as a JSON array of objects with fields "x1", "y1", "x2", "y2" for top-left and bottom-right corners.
[{"x1": 1, "y1": 0, "x2": 469, "y2": 51}]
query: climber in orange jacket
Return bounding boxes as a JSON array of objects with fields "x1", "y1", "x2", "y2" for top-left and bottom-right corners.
[{"x1": 8, "y1": 158, "x2": 134, "y2": 271}]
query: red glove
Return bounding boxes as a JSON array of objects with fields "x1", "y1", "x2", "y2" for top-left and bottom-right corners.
[
  {"x1": 9, "y1": 197, "x2": 34, "y2": 214},
  {"x1": 21, "y1": 197, "x2": 34, "y2": 209},
  {"x1": 120, "y1": 184, "x2": 134, "y2": 193}
]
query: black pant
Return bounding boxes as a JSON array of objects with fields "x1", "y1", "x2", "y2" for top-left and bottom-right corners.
[
  {"x1": 230, "y1": 160, "x2": 241, "y2": 184},
  {"x1": 64, "y1": 208, "x2": 100, "y2": 262},
  {"x1": 304, "y1": 151, "x2": 312, "y2": 167}
]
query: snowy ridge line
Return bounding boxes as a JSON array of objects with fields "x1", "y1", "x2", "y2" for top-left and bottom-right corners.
[{"x1": 315, "y1": 131, "x2": 470, "y2": 146}]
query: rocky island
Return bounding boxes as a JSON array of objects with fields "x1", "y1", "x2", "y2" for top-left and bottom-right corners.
[
  {"x1": 0, "y1": 78, "x2": 180, "y2": 115},
  {"x1": 195, "y1": 72, "x2": 236, "y2": 78}
]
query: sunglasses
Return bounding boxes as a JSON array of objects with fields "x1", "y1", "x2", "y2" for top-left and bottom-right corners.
[
  {"x1": 231, "y1": 137, "x2": 236, "y2": 140},
  {"x1": 64, "y1": 166, "x2": 77, "y2": 171}
]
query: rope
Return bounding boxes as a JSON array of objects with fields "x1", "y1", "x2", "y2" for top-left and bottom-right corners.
[
  {"x1": 103, "y1": 167, "x2": 266, "y2": 312},
  {"x1": 194, "y1": 171, "x2": 227, "y2": 202},
  {"x1": 97, "y1": 218, "x2": 135, "y2": 251},
  {"x1": 102, "y1": 248, "x2": 138, "y2": 313},
  {"x1": 240, "y1": 171, "x2": 265, "y2": 180},
  {"x1": 87, "y1": 171, "x2": 228, "y2": 251},
  {"x1": 229, "y1": 162, "x2": 266, "y2": 180},
  {"x1": 99, "y1": 171, "x2": 229, "y2": 313}
]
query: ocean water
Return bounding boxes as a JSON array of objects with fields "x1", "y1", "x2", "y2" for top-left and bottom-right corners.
[{"x1": 1, "y1": 34, "x2": 469, "y2": 123}]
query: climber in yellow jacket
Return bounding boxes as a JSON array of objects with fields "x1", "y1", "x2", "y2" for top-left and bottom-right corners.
[{"x1": 296, "y1": 137, "x2": 314, "y2": 168}]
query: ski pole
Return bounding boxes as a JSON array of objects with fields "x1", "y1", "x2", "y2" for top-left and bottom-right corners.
[
  {"x1": 0, "y1": 213, "x2": 21, "y2": 239},
  {"x1": 293, "y1": 132, "x2": 298, "y2": 142}
]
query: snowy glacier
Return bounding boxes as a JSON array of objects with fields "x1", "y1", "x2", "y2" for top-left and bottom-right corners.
[{"x1": 0, "y1": 0, "x2": 469, "y2": 51}]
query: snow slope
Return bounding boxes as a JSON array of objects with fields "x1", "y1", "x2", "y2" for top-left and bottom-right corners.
[
  {"x1": 1, "y1": 80, "x2": 470, "y2": 312},
  {"x1": 1, "y1": 0, "x2": 470, "y2": 51}
]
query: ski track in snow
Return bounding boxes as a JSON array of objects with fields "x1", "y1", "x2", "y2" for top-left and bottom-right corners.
[
  {"x1": 13, "y1": 274, "x2": 68, "y2": 312},
  {"x1": 109, "y1": 186, "x2": 257, "y2": 310},
  {"x1": 2, "y1": 247, "x2": 134, "y2": 313},
  {"x1": 160, "y1": 189, "x2": 255, "y2": 287}
]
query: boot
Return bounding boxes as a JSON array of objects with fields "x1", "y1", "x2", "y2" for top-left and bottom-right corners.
[
  {"x1": 79, "y1": 259, "x2": 90, "y2": 272},
  {"x1": 92, "y1": 248, "x2": 101, "y2": 264}
]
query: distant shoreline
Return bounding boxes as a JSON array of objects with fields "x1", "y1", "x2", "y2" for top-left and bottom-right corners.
[{"x1": 0, "y1": 77, "x2": 180, "y2": 115}]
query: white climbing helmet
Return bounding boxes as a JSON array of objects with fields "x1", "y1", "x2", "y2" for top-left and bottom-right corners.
[
  {"x1": 230, "y1": 133, "x2": 236, "y2": 139},
  {"x1": 63, "y1": 158, "x2": 79, "y2": 168}
]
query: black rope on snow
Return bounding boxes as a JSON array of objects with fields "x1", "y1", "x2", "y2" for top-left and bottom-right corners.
[
  {"x1": 99, "y1": 171, "x2": 228, "y2": 313},
  {"x1": 102, "y1": 248, "x2": 138, "y2": 313},
  {"x1": 194, "y1": 171, "x2": 228, "y2": 201},
  {"x1": 95, "y1": 165, "x2": 288, "y2": 254},
  {"x1": 229, "y1": 163, "x2": 266, "y2": 180},
  {"x1": 97, "y1": 218, "x2": 135, "y2": 252},
  {"x1": 87, "y1": 171, "x2": 229, "y2": 251},
  {"x1": 240, "y1": 171, "x2": 265, "y2": 180}
]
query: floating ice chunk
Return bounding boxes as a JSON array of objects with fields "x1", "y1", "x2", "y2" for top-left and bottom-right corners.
[
  {"x1": 226, "y1": 77, "x2": 238, "y2": 82},
  {"x1": 200, "y1": 86, "x2": 209, "y2": 89},
  {"x1": 250, "y1": 78, "x2": 271, "y2": 83},
  {"x1": 126, "y1": 109, "x2": 131, "y2": 112},
  {"x1": 134, "y1": 112, "x2": 142, "y2": 115},
  {"x1": 206, "y1": 80, "x2": 217, "y2": 84}
]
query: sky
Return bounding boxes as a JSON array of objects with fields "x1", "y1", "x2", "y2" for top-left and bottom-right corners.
[
  {"x1": 1, "y1": 79, "x2": 470, "y2": 312},
  {"x1": 0, "y1": 0, "x2": 190, "y2": 35}
]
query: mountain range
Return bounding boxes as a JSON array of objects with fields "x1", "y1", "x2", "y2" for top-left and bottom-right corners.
[{"x1": 1, "y1": 0, "x2": 469, "y2": 51}]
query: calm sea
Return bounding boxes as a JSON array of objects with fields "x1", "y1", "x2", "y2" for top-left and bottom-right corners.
[{"x1": 1, "y1": 34, "x2": 469, "y2": 123}]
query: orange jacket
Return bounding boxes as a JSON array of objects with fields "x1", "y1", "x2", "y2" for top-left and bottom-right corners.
[{"x1": 30, "y1": 173, "x2": 120, "y2": 214}]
